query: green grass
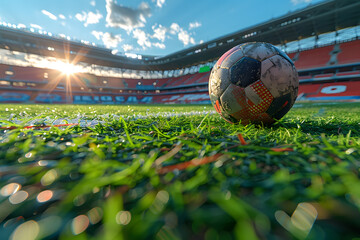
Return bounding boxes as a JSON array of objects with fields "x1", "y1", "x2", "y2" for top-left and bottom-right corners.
[{"x1": 0, "y1": 103, "x2": 360, "y2": 240}]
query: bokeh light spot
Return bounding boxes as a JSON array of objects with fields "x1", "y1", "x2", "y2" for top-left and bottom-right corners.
[
  {"x1": 71, "y1": 215, "x2": 90, "y2": 235},
  {"x1": 10, "y1": 220, "x2": 39, "y2": 240},
  {"x1": 116, "y1": 211, "x2": 131, "y2": 225},
  {"x1": 37, "y1": 190, "x2": 53, "y2": 203},
  {"x1": 41, "y1": 169, "x2": 58, "y2": 186},
  {"x1": 87, "y1": 207, "x2": 103, "y2": 225},
  {"x1": 1, "y1": 183, "x2": 21, "y2": 196},
  {"x1": 9, "y1": 190, "x2": 28, "y2": 204}
]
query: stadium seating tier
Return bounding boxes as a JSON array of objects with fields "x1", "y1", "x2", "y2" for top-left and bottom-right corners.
[{"x1": 1, "y1": 39, "x2": 360, "y2": 104}]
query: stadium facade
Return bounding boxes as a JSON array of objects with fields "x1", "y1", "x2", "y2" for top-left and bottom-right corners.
[{"x1": 0, "y1": 0, "x2": 359, "y2": 104}]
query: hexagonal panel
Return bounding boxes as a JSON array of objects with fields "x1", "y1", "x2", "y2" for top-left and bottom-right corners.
[
  {"x1": 208, "y1": 66, "x2": 231, "y2": 99},
  {"x1": 260, "y1": 55, "x2": 298, "y2": 98},
  {"x1": 230, "y1": 57, "x2": 261, "y2": 88},
  {"x1": 241, "y1": 42, "x2": 278, "y2": 61}
]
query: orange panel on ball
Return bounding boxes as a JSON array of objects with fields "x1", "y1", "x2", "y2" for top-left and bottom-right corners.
[{"x1": 247, "y1": 80, "x2": 274, "y2": 115}]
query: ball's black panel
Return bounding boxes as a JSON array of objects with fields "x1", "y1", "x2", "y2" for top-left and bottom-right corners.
[
  {"x1": 273, "y1": 46, "x2": 294, "y2": 66},
  {"x1": 266, "y1": 92, "x2": 293, "y2": 120},
  {"x1": 230, "y1": 57, "x2": 261, "y2": 88}
]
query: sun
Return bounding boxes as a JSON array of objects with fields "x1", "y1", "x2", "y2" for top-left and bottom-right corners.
[
  {"x1": 57, "y1": 62, "x2": 82, "y2": 76},
  {"x1": 62, "y1": 63, "x2": 78, "y2": 75}
]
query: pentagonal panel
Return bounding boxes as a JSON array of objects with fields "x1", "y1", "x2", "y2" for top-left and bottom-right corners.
[
  {"x1": 241, "y1": 42, "x2": 278, "y2": 61},
  {"x1": 208, "y1": 66, "x2": 231, "y2": 99},
  {"x1": 230, "y1": 57, "x2": 261, "y2": 88},
  {"x1": 260, "y1": 55, "x2": 299, "y2": 99},
  {"x1": 266, "y1": 92, "x2": 293, "y2": 120}
]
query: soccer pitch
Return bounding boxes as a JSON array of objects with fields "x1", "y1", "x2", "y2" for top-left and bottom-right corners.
[{"x1": 0, "y1": 103, "x2": 359, "y2": 239}]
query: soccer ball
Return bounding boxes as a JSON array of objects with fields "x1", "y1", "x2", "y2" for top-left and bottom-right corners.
[{"x1": 209, "y1": 42, "x2": 298, "y2": 125}]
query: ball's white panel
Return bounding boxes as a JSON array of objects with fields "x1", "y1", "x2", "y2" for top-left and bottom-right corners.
[
  {"x1": 261, "y1": 56, "x2": 275, "y2": 73},
  {"x1": 220, "y1": 49, "x2": 245, "y2": 69},
  {"x1": 219, "y1": 83, "x2": 244, "y2": 114},
  {"x1": 208, "y1": 67, "x2": 231, "y2": 99},
  {"x1": 244, "y1": 85, "x2": 262, "y2": 105},
  {"x1": 241, "y1": 42, "x2": 278, "y2": 61},
  {"x1": 260, "y1": 55, "x2": 298, "y2": 98}
]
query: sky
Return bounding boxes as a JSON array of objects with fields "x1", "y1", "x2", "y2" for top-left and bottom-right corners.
[{"x1": 0, "y1": 0, "x2": 325, "y2": 57}]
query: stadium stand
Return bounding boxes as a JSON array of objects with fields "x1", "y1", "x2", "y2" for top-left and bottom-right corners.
[
  {"x1": 195, "y1": 72, "x2": 211, "y2": 84},
  {"x1": 0, "y1": 0, "x2": 359, "y2": 104},
  {"x1": 336, "y1": 70, "x2": 360, "y2": 77},
  {"x1": 337, "y1": 39, "x2": 360, "y2": 64},
  {"x1": 292, "y1": 45, "x2": 334, "y2": 69},
  {"x1": 11, "y1": 65, "x2": 47, "y2": 82},
  {"x1": 1, "y1": 37, "x2": 360, "y2": 103},
  {"x1": 298, "y1": 81, "x2": 360, "y2": 101}
]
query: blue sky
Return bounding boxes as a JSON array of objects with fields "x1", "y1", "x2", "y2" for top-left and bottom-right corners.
[{"x1": 0, "y1": 0, "x2": 324, "y2": 56}]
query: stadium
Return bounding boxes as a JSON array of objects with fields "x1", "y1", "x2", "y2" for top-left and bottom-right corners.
[{"x1": 0, "y1": 0, "x2": 360, "y2": 239}]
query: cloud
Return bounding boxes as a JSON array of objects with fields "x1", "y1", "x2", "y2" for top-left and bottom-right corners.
[
  {"x1": 42, "y1": 10, "x2": 58, "y2": 20},
  {"x1": 90, "y1": 0, "x2": 96, "y2": 6},
  {"x1": 17, "y1": 24, "x2": 26, "y2": 29},
  {"x1": 169, "y1": 23, "x2": 180, "y2": 35},
  {"x1": 30, "y1": 24, "x2": 42, "y2": 30},
  {"x1": 75, "y1": 11, "x2": 103, "y2": 27},
  {"x1": 152, "y1": 24, "x2": 167, "y2": 42},
  {"x1": 153, "y1": 42, "x2": 165, "y2": 49},
  {"x1": 59, "y1": 14, "x2": 66, "y2": 20},
  {"x1": 169, "y1": 22, "x2": 195, "y2": 46},
  {"x1": 178, "y1": 29, "x2": 195, "y2": 46},
  {"x1": 105, "y1": 0, "x2": 151, "y2": 32},
  {"x1": 189, "y1": 21, "x2": 201, "y2": 30},
  {"x1": 152, "y1": 0, "x2": 166, "y2": 8},
  {"x1": 122, "y1": 44, "x2": 134, "y2": 52},
  {"x1": 91, "y1": 31, "x2": 122, "y2": 48},
  {"x1": 132, "y1": 29, "x2": 151, "y2": 49},
  {"x1": 291, "y1": 0, "x2": 311, "y2": 5},
  {"x1": 131, "y1": 26, "x2": 168, "y2": 50}
]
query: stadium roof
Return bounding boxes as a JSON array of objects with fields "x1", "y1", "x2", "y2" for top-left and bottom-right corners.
[{"x1": 0, "y1": 0, "x2": 359, "y2": 71}]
